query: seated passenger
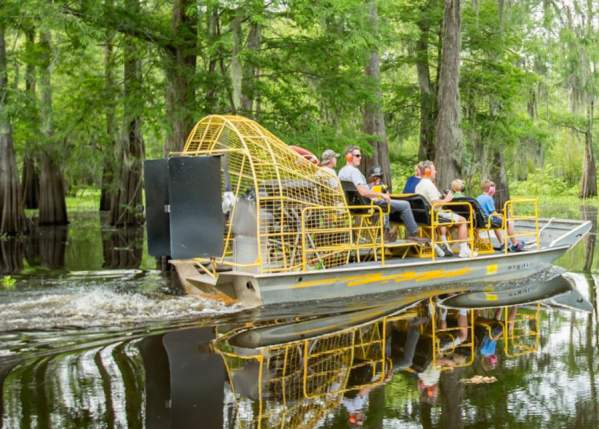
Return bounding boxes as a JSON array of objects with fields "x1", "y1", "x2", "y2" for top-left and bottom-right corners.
[
  {"x1": 451, "y1": 179, "x2": 466, "y2": 198},
  {"x1": 338, "y1": 146, "x2": 428, "y2": 244},
  {"x1": 318, "y1": 149, "x2": 340, "y2": 188},
  {"x1": 415, "y1": 161, "x2": 474, "y2": 258},
  {"x1": 367, "y1": 166, "x2": 388, "y2": 194},
  {"x1": 476, "y1": 180, "x2": 523, "y2": 252},
  {"x1": 368, "y1": 166, "x2": 395, "y2": 241},
  {"x1": 403, "y1": 162, "x2": 423, "y2": 193}
]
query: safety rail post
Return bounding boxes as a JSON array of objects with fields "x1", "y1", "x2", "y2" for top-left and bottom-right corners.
[
  {"x1": 502, "y1": 198, "x2": 540, "y2": 254},
  {"x1": 430, "y1": 298, "x2": 475, "y2": 370},
  {"x1": 430, "y1": 201, "x2": 475, "y2": 261},
  {"x1": 503, "y1": 304, "x2": 541, "y2": 358},
  {"x1": 301, "y1": 205, "x2": 385, "y2": 271}
]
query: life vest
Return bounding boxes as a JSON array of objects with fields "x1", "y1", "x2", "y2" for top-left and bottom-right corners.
[{"x1": 289, "y1": 145, "x2": 319, "y2": 165}]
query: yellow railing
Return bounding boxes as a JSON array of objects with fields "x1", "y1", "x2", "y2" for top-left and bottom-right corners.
[
  {"x1": 214, "y1": 317, "x2": 389, "y2": 429},
  {"x1": 430, "y1": 301, "x2": 475, "y2": 370},
  {"x1": 302, "y1": 319, "x2": 387, "y2": 398},
  {"x1": 430, "y1": 201, "x2": 475, "y2": 261},
  {"x1": 300, "y1": 205, "x2": 385, "y2": 271},
  {"x1": 502, "y1": 198, "x2": 540, "y2": 254},
  {"x1": 503, "y1": 304, "x2": 541, "y2": 357}
]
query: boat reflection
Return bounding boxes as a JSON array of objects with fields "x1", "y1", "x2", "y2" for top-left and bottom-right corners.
[
  {"x1": 0, "y1": 273, "x2": 593, "y2": 428},
  {"x1": 215, "y1": 294, "x2": 549, "y2": 428}
]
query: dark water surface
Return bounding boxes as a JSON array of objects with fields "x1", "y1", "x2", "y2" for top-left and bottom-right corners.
[{"x1": 0, "y1": 205, "x2": 598, "y2": 429}]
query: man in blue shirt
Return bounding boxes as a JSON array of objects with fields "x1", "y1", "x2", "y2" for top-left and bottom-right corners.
[
  {"x1": 402, "y1": 162, "x2": 423, "y2": 193},
  {"x1": 476, "y1": 180, "x2": 523, "y2": 251}
]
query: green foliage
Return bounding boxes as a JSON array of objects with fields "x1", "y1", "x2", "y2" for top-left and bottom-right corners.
[
  {"x1": 1, "y1": 276, "x2": 17, "y2": 289},
  {"x1": 510, "y1": 165, "x2": 578, "y2": 197},
  {"x1": 2, "y1": 0, "x2": 598, "y2": 206}
]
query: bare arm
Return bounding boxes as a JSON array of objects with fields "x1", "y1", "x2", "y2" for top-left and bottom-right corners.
[
  {"x1": 356, "y1": 184, "x2": 389, "y2": 201},
  {"x1": 433, "y1": 190, "x2": 453, "y2": 204}
]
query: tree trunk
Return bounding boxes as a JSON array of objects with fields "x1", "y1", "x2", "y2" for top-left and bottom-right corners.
[
  {"x1": 38, "y1": 31, "x2": 68, "y2": 226},
  {"x1": 362, "y1": 0, "x2": 392, "y2": 190},
  {"x1": 490, "y1": 148, "x2": 510, "y2": 210},
  {"x1": 22, "y1": 29, "x2": 39, "y2": 210},
  {"x1": 164, "y1": 0, "x2": 197, "y2": 155},
  {"x1": 100, "y1": 2, "x2": 117, "y2": 212},
  {"x1": 110, "y1": 0, "x2": 145, "y2": 227},
  {"x1": 0, "y1": 22, "x2": 26, "y2": 235},
  {"x1": 434, "y1": 0, "x2": 462, "y2": 190},
  {"x1": 241, "y1": 19, "x2": 261, "y2": 115},
  {"x1": 580, "y1": 99, "x2": 597, "y2": 198},
  {"x1": 38, "y1": 153, "x2": 68, "y2": 225},
  {"x1": 21, "y1": 154, "x2": 39, "y2": 209},
  {"x1": 230, "y1": 12, "x2": 243, "y2": 113},
  {"x1": 416, "y1": 4, "x2": 437, "y2": 161},
  {"x1": 205, "y1": 6, "x2": 220, "y2": 112}
]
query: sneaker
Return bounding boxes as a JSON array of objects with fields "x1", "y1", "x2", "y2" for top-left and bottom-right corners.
[
  {"x1": 458, "y1": 247, "x2": 473, "y2": 258},
  {"x1": 439, "y1": 242, "x2": 454, "y2": 257},
  {"x1": 509, "y1": 241, "x2": 524, "y2": 252},
  {"x1": 434, "y1": 244, "x2": 446, "y2": 257},
  {"x1": 384, "y1": 229, "x2": 397, "y2": 243},
  {"x1": 407, "y1": 235, "x2": 430, "y2": 244},
  {"x1": 493, "y1": 244, "x2": 505, "y2": 251}
]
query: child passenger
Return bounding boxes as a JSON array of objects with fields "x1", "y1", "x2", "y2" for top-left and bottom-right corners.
[
  {"x1": 451, "y1": 179, "x2": 466, "y2": 198},
  {"x1": 476, "y1": 180, "x2": 524, "y2": 252}
]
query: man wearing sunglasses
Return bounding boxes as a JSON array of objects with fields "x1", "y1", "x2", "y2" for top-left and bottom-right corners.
[{"x1": 338, "y1": 146, "x2": 427, "y2": 244}]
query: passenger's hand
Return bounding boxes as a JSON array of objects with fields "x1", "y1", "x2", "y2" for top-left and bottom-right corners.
[
  {"x1": 445, "y1": 191, "x2": 454, "y2": 201},
  {"x1": 381, "y1": 193, "x2": 391, "y2": 202}
]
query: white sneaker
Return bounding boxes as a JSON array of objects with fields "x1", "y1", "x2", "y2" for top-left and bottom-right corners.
[
  {"x1": 458, "y1": 247, "x2": 473, "y2": 258},
  {"x1": 434, "y1": 244, "x2": 445, "y2": 257}
]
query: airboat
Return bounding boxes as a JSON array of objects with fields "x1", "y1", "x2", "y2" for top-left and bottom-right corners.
[{"x1": 144, "y1": 115, "x2": 591, "y2": 308}]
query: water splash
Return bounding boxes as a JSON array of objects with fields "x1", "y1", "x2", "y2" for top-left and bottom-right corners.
[{"x1": 0, "y1": 273, "x2": 242, "y2": 331}]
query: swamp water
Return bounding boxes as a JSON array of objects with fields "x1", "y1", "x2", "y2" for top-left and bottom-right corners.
[{"x1": 0, "y1": 205, "x2": 598, "y2": 429}]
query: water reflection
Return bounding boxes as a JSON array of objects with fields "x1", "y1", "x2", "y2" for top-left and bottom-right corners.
[
  {"x1": 0, "y1": 239, "x2": 23, "y2": 275},
  {"x1": 0, "y1": 216, "x2": 145, "y2": 276},
  {"x1": 3, "y1": 276, "x2": 592, "y2": 429},
  {"x1": 101, "y1": 227, "x2": 143, "y2": 269},
  {"x1": 1, "y1": 225, "x2": 67, "y2": 275},
  {"x1": 581, "y1": 205, "x2": 597, "y2": 272}
]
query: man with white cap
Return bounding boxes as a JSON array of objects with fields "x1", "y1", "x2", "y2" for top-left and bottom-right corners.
[{"x1": 319, "y1": 149, "x2": 340, "y2": 188}]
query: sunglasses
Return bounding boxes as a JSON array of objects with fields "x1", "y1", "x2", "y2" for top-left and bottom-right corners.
[{"x1": 352, "y1": 153, "x2": 362, "y2": 158}]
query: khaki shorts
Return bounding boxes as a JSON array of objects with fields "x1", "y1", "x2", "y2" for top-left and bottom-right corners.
[{"x1": 438, "y1": 211, "x2": 463, "y2": 223}]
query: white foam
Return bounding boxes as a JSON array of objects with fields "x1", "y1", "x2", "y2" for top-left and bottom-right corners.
[{"x1": 0, "y1": 286, "x2": 242, "y2": 331}]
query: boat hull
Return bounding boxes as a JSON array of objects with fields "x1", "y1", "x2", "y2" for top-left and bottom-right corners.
[{"x1": 221, "y1": 245, "x2": 571, "y2": 307}]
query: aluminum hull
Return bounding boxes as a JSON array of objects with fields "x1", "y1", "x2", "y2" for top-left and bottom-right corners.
[{"x1": 198, "y1": 218, "x2": 591, "y2": 307}]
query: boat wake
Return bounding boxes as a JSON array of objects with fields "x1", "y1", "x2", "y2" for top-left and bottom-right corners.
[{"x1": 0, "y1": 273, "x2": 242, "y2": 332}]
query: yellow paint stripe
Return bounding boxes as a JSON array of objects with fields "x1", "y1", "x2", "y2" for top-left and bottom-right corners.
[
  {"x1": 292, "y1": 265, "x2": 475, "y2": 289},
  {"x1": 486, "y1": 264, "x2": 498, "y2": 275},
  {"x1": 347, "y1": 267, "x2": 472, "y2": 287},
  {"x1": 484, "y1": 293, "x2": 498, "y2": 301}
]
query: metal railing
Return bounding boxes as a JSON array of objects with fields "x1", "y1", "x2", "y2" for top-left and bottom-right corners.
[
  {"x1": 300, "y1": 205, "x2": 385, "y2": 271},
  {"x1": 430, "y1": 301, "x2": 476, "y2": 370},
  {"x1": 502, "y1": 198, "x2": 540, "y2": 253},
  {"x1": 430, "y1": 201, "x2": 475, "y2": 261}
]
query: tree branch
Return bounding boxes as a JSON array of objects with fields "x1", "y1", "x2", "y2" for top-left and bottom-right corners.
[{"x1": 62, "y1": 3, "x2": 173, "y2": 50}]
